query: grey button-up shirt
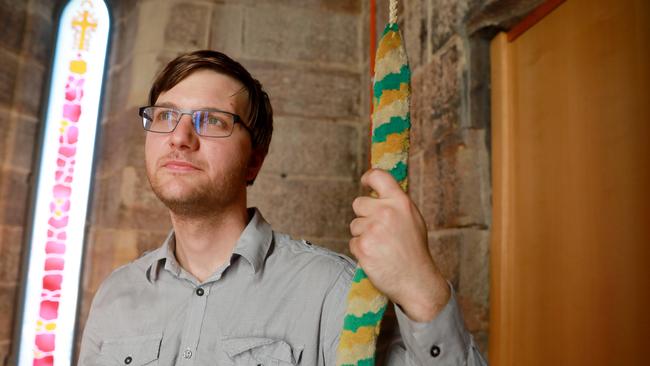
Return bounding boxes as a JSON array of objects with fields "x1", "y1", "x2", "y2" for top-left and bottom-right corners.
[{"x1": 79, "y1": 209, "x2": 487, "y2": 365}]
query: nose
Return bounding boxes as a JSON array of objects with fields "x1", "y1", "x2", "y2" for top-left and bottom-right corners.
[{"x1": 168, "y1": 113, "x2": 199, "y2": 150}]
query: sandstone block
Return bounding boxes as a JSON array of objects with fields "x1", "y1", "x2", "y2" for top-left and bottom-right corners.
[
  {"x1": 214, "y1": 0, "x2": 360, "y2": 14},
  {"x1": 91, "y1": 170, "x2": 169, "y2": 231},
  {"x1": 164, "y1": 2, "x2": 211, "y2": 50},
  {"x1": 0, "y1": 169, "x2": 30, "y2": 226},
  {"x1": 135, "y1": 229, "x2": 170, "y2": 255},
  {"x1": 7, "y1": 115, "x2": 38, "y2": 173},
  {"x1": 407, "y1": 151, "x2": 423, "y2": 207},
  {"x1": 110, "y1": 13, "x2": 138, "y2": 69},
  {"x1": 262, "y1": 117, "x2": 360, "y2": 178},
  {"x1": 0, "y1": 50, "x2": 18, "y2": 109},
  {"x1": 109, "y1": 0, "x2": 138, "y2": 21},
  {"x1": 210, "y1": 4, "x2": 244, "y2": 57},
  {"x1": 421, "y1": 128, "x2": 489, "y2": 229},
  {"x1": 428, "y1": 228, "x2": 490, "y2": 343},
  {"x1": 84, "y1": 228, "x2": 121, "y2": 293},
  {"x1": 27, "y1": 0, "x2": 57, "y2": 19},
  {"x1": 430, "y1": 0, "x2": 457, "y2": 51},
  {"x1": 96, "y1": 106, "x2": 145, "y2": 179},
  {"x1": 243, "y1": 4, "x2": 358, "y2": 67},
  {"x1": 248, "y1": 174, "x2": 358, "y2": 239},
  {"x1": 438, "y1": 39, "x2": 462, "y2": 106},
  {"x1": 458, "y1": 229, "x2": 490, "y2": 304},
  {"x1": 103, "y1": 62, "x2": 134, "y2": 119},
  {"x1": 12, "y1": 60, "x2": 46, "y2": 118},
  {"x1": 410, "y1": 67, "x2": 431, "y2": 155},
  {"x1": 0, "y1": 111, "x2": 9, "y2": 164},
  {"x1": 430, "y1": 106, "x2": 460, "y2": 144},
  {"x1": 458, "y1": 229, "x2": 490, "y2": 332},
  {"x1": 428, "y1": 229, "x2": 465, "y2": 288},
  {"x1": 22, "y1": 11, "x2": 53, "y2": 62},
  {"x1": 132, "y1": 1, "x2": 169, "y2": 54},
  {"x1": 0, "y1": 285, "x2": 18, "y2": 339},
  {"x1": 357, "y1": 122, "x2": 370, "y2": 174},
  {"x1": 127, "y1": 51, "x2": 181, "y2": 109},
  {"x1": 246, "y1": 61, "x2": 361, "y2": 119},
  {"x1": 403, "y1": 0, "x2": 428, "y2": 69},
  {"x1": 0, "y1": 225, "x2": 23, "y2": 282},
  {"x1": 0, "y1": 0, "x2": 26, "y2": 51},
  {"x1": 0, "y1": 340, "x2": 10, "y2": 366}
]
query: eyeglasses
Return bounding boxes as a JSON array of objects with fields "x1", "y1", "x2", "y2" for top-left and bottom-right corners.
[{"x1": 138, "y1": 106, "x2": 250, "y2": 138}]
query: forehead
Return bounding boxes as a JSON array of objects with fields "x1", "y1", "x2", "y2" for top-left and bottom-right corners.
[{"x1": 156, "y1": 69, "x2": 248, "y2": 113}]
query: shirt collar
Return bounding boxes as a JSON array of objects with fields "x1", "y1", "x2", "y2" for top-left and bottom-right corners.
[
  {"x1": 145, "y1": 208, "x2": 273, "y2": 282},
  {"x1": 232, "y1": 208, "x2": 273, "y2": 274}
]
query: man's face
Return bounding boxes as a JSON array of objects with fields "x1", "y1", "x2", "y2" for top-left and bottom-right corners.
[{"x1": 144, "y1": 69, "x2": 259, "y2": 216}]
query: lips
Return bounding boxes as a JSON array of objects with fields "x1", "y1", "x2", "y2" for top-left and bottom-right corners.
[{"x1": 161, "y1": 159, "x2": 201, "y2": 171}]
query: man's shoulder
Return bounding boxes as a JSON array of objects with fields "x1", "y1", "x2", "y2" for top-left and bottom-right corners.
[
  {"x1": 91, "y1": 248, "x2": 161, "y2": 305},
  {"x1": 271, "y1": 232, "x2": 356, "y2": 278}
]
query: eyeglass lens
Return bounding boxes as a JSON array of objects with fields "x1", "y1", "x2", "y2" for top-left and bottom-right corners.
[{"x1": 142, "y1": 107, "x2": 235, "y2": 137}]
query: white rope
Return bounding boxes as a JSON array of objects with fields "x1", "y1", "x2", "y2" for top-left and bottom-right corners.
[{"x1": 389, "y1": 0, "x2": 398, "y2": 24}]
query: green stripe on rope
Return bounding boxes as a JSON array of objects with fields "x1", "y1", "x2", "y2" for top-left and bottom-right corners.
[
  {"x1": 373, "y1": 65, "x2": 411, "y2": 98},
  {"x1": 372, "y1": 115, "x2": 411, "y2": 143},
  {"x1": 341, "y1": 357, "x2": 376, "y2": 366},
  {"x1": 353, "y1": 269, "x2": 369, "y2": 282},
  {"x1": 383, "y1": 22, "x2": 399, "y2": 35},
  {"x1": 343, "y1": 307, "x2": 388, "y2": 332},
  {"x1": 389, "y1": 161, "x2": 407, "y2": 182}
]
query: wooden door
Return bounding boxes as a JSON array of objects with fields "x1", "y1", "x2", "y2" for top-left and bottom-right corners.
[{"x1": 489, "y1": 1, "x2": 650, "y2": 365}]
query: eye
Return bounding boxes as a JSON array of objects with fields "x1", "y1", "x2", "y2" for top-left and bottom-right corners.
[
  {"x1": 156, "y1": 110, "x2": 174, "y2": 121},
  {"x1": 207, "y1": 116, "x2": 224, "y2": 126}
]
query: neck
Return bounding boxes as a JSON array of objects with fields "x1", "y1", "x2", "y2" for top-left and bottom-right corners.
[{"x1": 170, "y1": 203, "x2": 250, "y2": 282}]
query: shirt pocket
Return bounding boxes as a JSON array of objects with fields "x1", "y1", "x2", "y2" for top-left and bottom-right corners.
[
  {"x1": 222, "y1": 337, "x2": 303, "y2": 365},
  {"x1": 99, "y1": 333, "x2": 162, "y2": 366}
]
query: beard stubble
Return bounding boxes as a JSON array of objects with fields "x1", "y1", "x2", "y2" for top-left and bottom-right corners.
[{"x1": 146, "y1": 156, "x2": 248, "y2": 219}]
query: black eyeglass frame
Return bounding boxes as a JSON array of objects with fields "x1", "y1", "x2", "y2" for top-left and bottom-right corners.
[{"x1": 138, "y1": 105, "x2": 251, "y2": 138}]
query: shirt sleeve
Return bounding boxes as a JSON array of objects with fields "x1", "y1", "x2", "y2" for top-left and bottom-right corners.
[
  {"x1": 323, "y1": 262, "x2": 487, "y2": 366},
  {"x1": 387, "y1": 284, "x2": 488, "y2": 366}
]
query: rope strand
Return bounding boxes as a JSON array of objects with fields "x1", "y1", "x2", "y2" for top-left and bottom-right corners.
[{"x1": 389, "y1": 0, "x2": 398, "y2": 24}]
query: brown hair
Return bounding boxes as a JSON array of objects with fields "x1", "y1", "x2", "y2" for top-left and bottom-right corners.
[{"x1": 148, "y1": 50, "x2": 273, "y2": 155}]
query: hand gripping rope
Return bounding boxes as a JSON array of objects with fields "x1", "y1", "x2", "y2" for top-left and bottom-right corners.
[{"x1": 335, "y1": 0, "x2": 411, "y2": 364}]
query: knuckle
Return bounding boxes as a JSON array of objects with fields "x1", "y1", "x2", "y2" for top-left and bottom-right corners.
[
  {"x1": 398, "y1": 196, "x2": 411, "y2": 211},
  {"x1": 378, "y1": 207, "x2": 393, "y2": 222},
  {"x1": 357, "y1": 237, "x2": 372, "y2": 256}
]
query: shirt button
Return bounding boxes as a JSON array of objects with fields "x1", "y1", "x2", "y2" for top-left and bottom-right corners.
[
  {"x1": 195, "y1": 287, "x2": 204, "y2": 296},
  {"x1": 183, "y1": 348, "x2": 193, "y2": 359},
  {"x1": 430, "y1": 345, "x2": 441, "y2": 357},
  {"x1": 124, "y1": 356, "x2": 132, "y2": 364}
]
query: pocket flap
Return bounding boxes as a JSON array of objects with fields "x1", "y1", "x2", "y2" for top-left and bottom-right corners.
[
  {"x1": 100, "y1": 333, "x2": 162, "y2": 365},
  {"x1": 222, "y1": 337, "x2": 303, "y2": 364}
]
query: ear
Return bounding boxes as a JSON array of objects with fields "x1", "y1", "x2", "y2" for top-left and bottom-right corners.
[{"x1": 245, "y1": 148, "x2": 267, "y2": 184}]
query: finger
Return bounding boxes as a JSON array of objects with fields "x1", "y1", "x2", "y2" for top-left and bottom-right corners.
[
  {"x1": 350, "y1": 216, "x2": 374, "y2": 237},
  {"x1": 349, "y1": 236, "x2": 361, "y2": 260},
  {"x1": 352, "y1": 196, "x2": 381, "y2": 217},
  {"x1": 360, "y1": 168, "x2": 403, "y2": 199}
]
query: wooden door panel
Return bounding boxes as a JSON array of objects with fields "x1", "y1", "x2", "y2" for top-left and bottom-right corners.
[{"x1": 490, "y1": 0, "x2": 650, "y2": 365}]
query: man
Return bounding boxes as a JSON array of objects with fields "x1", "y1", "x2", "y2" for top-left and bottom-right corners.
[{"x1": 79, "y1": 50, "x2": 487, "y2": 365}]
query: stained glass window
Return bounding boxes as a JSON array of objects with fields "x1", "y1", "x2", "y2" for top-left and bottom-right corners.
[{"x1": 16, "y1": 1, "x2": 110, "y2": 365}]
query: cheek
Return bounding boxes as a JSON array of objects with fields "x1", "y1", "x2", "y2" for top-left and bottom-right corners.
[{"x1": 144, "y1": 134, "x2": 162, "y2": 169}]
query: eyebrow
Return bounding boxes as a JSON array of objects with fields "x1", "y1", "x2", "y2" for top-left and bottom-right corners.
[{"x1": 153, "y1": 102, "x2": 233, "y2": 112}]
